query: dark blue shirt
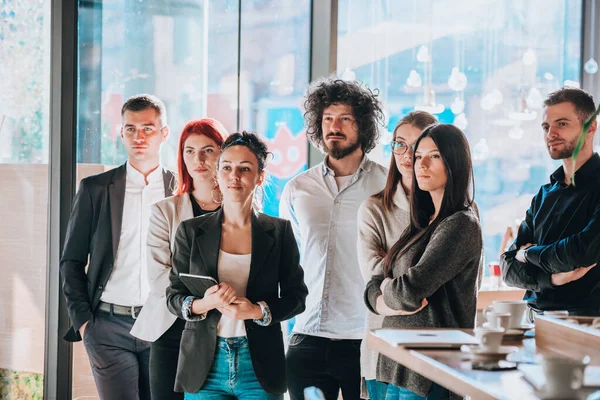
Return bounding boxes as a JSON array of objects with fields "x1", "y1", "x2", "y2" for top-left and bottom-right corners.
[{"x1": 501, "y1": 153, "x2": 600, "y2": 312}]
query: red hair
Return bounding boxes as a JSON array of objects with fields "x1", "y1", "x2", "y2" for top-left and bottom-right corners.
[{"x1": 174, "y1": 118, "x2": 228, "y2": 196}]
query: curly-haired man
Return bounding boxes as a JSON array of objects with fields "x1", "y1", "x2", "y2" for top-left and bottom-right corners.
[{"x1": 280, "y1": 78, "x2": 388, "y2": 400}]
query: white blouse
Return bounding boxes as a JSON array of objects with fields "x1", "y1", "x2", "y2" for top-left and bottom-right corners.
[{"x1": 217, "y1": 250, "x2": 252, "y2": 337}]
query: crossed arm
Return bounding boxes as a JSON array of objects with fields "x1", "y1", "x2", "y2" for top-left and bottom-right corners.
[
  {"x1": 365, "y1": 212, "x2": 481, "y2": 315},
  {"x1": 501, "y1": 199, "x2": 600, "y2": 290}
]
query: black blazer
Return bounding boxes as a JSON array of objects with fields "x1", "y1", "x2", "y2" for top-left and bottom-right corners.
[
  {"x1": 166, "y1": 209, "x2": 308, "y2": 394},
  {"x1": 60, "y1": 163, "x2": 175, "y2": 342}
]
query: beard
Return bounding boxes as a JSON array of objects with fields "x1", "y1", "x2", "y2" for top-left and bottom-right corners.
[
  {"x1": 547, "y1": 136, "x2": 581, "y2": 160},
  {"x1": 323, "y1": 133, "x2": 362, "y2": 160}
]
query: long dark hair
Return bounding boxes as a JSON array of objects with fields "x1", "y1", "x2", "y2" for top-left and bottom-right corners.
[
  {"x1": 372, "y1": 111, "x2": 437, "y2": 212},
  {"x1": 382, "y1": 124, "x2": 475, "y2": 276}
]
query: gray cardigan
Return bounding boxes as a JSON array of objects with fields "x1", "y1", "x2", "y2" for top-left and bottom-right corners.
[
  {"x1": 365, "y1": 209, "x2": 482, "y2": 397},
  {"x1": 357, "y1": 190, "x2": 410, "y2": 396}
]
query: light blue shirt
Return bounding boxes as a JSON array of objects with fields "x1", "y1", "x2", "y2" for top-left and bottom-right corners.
[{"x1": 279, "y1": 155, "x2": 387, "y2": 339}]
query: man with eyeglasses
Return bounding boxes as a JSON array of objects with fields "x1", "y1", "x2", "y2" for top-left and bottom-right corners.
[
  {"x1": 60, "y1": 94, "x2": 174, "y2": 400},
  {"x1": 280, "y1": 78, "x2": 387, "y2": 400}
]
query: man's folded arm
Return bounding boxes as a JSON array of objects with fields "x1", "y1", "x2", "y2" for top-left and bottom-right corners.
[
  {"x1": 501, "y1": 198, "x2": 553, "y2": 291},
  {"x1": 525, "y1": 203, "x2": 600, "y2": 274}
]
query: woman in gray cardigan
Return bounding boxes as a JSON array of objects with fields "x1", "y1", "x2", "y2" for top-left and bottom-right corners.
[
  {"x1": 357, "y1": 111, "x2": 436, "y2": 400},
  {"x1": 365, "y1": 124, "x2": 482, "y2": 399}
]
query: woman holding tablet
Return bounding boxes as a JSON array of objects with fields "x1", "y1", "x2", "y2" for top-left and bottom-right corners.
[
  {"x1": 167, "y1": 132, "x2": 308, "y2": 400},
  {"x1": 130, "y1": 118, "x2": 227, "y2": 400},
  {"x1": 365, "y1": 124, "x2": 482, "y2": 399}
]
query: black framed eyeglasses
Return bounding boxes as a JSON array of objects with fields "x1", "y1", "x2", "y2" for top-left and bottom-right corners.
[{"x1": 389, "y1": 140, "x2": 415, "y2": 155}]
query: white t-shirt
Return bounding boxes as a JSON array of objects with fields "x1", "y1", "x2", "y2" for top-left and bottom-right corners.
[
  {"x1": 217, "y1": 250, "x2": 252, "y2": 337},
  {"x1": 334, "y1": 174, "x2": 353, "y2": 191}
]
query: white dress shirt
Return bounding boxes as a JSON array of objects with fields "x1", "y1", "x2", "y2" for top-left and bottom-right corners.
[
  {"x1": 101, "y1": 162, "x2": 166, "y2": 307},
  {"x1": 279, "y1": 155, "x2": 387, "y2": 339}
]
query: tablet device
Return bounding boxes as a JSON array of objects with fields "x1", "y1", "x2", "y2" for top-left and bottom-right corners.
[
  {"x1": 179, "y1": 273, "x2": 219, "y2": 297},
  {"x1": 373, "y1": 329, "x2": 479, "y2": 348}
]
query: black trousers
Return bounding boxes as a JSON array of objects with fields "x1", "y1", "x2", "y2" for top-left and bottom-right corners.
[
  {"x1": 286, "y1": 334, "x2": 361, "y2": 400},
  {"x1": 149, "y1": 318, "x2": 186, "y2": 400},
  {"x1": 83, "y1": 309, "x2": 151, "y2": 400}
]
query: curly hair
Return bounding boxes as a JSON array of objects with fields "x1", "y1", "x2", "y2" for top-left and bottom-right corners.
[{"x1": 303, "y1": 78, "x2": 385, "y2": 154}]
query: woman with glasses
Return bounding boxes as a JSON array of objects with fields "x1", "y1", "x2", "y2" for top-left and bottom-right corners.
[
  {"x1": 166, "y1": 132, "x2": 308, "y2": 399},
  {"x1": 365, "y1": 124, "x2": 482, "y2": 400},
  {"x1": 357, "y1": 111, "x2": 436, "y2": 400}
]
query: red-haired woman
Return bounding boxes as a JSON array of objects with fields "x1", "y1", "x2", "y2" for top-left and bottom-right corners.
[{"x1": 131, "y1": 118, "x2": 228, "y2": 400}]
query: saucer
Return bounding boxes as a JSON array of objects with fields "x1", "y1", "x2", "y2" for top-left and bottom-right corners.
[
  {"x1": 512, "y1": 323, "x2": 535, "y2": 331},
  {"x1": 460, "y1": 344, "x2": 519, "y2": 356},
  {"x1": 504, "y1": 328, "x2": 526, "y2": 337}
]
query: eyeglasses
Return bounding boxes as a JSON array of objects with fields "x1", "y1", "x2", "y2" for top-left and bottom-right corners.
[{"x1": 389, "y1": 140, "x2": 416, "y2": 155}]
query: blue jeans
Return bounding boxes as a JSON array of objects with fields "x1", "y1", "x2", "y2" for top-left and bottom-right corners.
[
  {"x1": 365, "y1": 379, "x2": 388, "y2": 400},
  {"x1": 185, "y1": 337, "x2": 282, "y2": 400},
  {"x1": 385, "y1": 383, "x2": 448, "y2": 400}
]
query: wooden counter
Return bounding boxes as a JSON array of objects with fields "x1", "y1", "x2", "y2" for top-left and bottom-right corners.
[
  {"x1": 367, "y1": 331, "x2": 537, "y2": 400},
  {"x1": 367, "y1": 326, "x2": 599, "y2": 400}
]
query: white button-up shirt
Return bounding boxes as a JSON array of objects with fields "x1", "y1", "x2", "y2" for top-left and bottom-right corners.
[
  {"x1": 100, "y1": 162, "x2": 166, "y2": 307},
  {"x1": 279, "y1": 155, "x2": 387, "y2": 339}
]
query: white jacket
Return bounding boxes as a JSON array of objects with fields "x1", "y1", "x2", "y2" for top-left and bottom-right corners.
[{"x1": 130, "y1": 194, "x2": 194, "y2": 342}]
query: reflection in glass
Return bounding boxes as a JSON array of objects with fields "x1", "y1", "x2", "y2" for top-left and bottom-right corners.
[
  {"x1": 74, "y1": 1, "x2": 311, "y2": 395},
  {"x1": 239, "y1": 0, "x2": 310, "y2": 217},
  {"x1": 337, "y1": 0, "x2": 583, "y2": 271}
]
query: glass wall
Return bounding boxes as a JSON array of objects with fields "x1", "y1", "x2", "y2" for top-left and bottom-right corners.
[
  {"x1": 77, "y1": 0, "x2": 310, "y2": 215},
  {"x1": 0, "y1": 0, "x2": 51, "y2": 398},
  {"x1": 239, "y1": 1, "x2": 311, "y2": 215},
  {"x1": 337, "y1": 0, "x2": 585, "y2": 270},
  {"x1": 2, "y1": 1, "x2": 597, "y2": 397},
  {"x1": 74, "y1": 1, "x2": 310, "y2": 397}
]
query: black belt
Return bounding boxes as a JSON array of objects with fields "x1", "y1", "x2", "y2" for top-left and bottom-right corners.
[{"x1": 98, "y1": 301, "x2": 142, "y2": 319}]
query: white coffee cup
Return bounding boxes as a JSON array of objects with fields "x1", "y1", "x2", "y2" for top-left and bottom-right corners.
[
  {"x1": 474, "y1": 327, "x2": 505, "y2": 352},
  {"x1": 484, "y1": 300, "x2": 527, "y2": 328},
  {"x1": 485, "y1": 312, "x2": 511, "y2": 330},
  {"x1": 540, "y1": 356, "x2": 588, "y2": 398}
]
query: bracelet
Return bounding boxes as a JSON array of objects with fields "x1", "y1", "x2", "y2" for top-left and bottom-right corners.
[
  {"x1": 253, "y1": 301, "x2": 272, "y2": 326},
  {"x1": 182, "y1": 296, "x2": 207, "y2": 321}
]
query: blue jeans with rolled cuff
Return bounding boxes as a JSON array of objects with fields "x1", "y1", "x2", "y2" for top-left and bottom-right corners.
[{"x1": 184, "y1": 336, "x2": 282, "y2": 400}]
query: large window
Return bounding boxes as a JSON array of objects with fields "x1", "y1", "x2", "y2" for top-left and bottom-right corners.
[
  {"x1": 239, "y1": 2, "x2": 311, "y2": 215},
  {"x1": 77, "y1": 0, "x2": 310, "y2": 215},
  {"x1": 74, "y1": 1, "x2": 310, "y2": 397},
  {"x1": 338, "y1": 0, "x2": 586, "y2": 269},
  {"x1": 0, "y1": 0, "x2": 51, "y2": 398}
]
